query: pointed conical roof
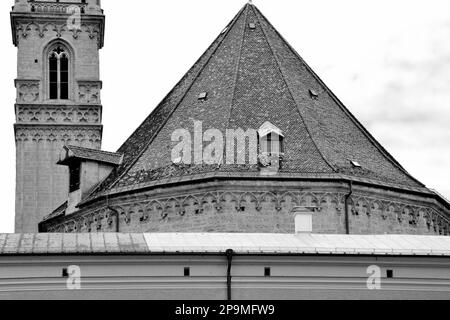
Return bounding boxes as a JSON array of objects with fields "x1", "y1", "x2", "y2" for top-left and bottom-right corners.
[{"x1": 85, "y1": 4, "x2": 423, "y2": 204}]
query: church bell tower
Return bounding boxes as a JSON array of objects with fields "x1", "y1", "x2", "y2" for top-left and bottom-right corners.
[{"x1": 11, "y1": 0, "x2": 105, "y2": 232}]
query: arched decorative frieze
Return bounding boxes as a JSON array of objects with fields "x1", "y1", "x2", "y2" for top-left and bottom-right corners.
[
  {"x1": 29, "y1": 2, "x2": 88, "y2": 15},
  {"x1": 258, "y1": 192, "x2": 279, "y2": 211},
  {"x1": 369, "y1": 200, "x2": 384, "y2": 219},
  {"x1": 119, "y1": 206, "x2": 132, "y2": 225},
  {"x1": 163, "y1": 198, "x2": 182, "y2": 219},
  {"x1": 15, "y1": 127, "x2": 102, "y2": 146},
  {"x1": 15, "y1": 21, "x2": 102, "y2": 47},
  {"x1": 43, "y1": 189, "x2": 450, "y2": 236},
  {"x1": 181, "y1": 195, "x2": 201, "y2": 216},
  {"x1": 201, "y1": 193, "x2": 219, "y2": 212},
  {"x1": 404, "y1": 206, "x2": 418, "y2": 226},
  {"x1": 299, "y1": 192, "x2": 320, "y2": 210},
  {"x1": 396, "y1": 204, "x2": 407, "y2": 224},
  {"x1": 237, "y1": 192, "x2": 260, "y2": 212},
  {"x1": 279, "y1": 191, "x2": 300, "y2": 212},
  {"x1": 316, "y1": 193, "x2": 331, "y2": 212},
  {"x1": 331, "y1": 193, "x2": 345, "y2": 213},
  {"x1": 218, "y1": 192, "x2": 239, "y2": 212},
  {"x1": 17, "y1": 106, "x2": 101, "y2": 124},
  {"x1": 81, "y1": 24, "x2": 100, "y2": 40}
]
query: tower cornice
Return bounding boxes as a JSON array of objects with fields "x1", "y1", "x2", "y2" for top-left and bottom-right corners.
[{"x1": 11, "y1": 12, "x2": 105, "y2": 48}]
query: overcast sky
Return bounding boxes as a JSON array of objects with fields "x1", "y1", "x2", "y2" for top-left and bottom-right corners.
[{"x1": 0, "y1": 0, "x2": 449, "y2": 233}]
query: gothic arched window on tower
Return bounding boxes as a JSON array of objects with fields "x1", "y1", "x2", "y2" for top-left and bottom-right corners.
[{"x1": 48, "y1": 46, "x2": 70, "y2": 100}]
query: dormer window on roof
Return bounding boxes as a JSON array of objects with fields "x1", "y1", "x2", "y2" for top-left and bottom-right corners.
[
  {"x1": 58, "y1": 145, "x2": 124, "y2": 215},
  {"x1": 198, "y1": 92, "x2": 208, "y2": 101},
  {"x1": 309, "y1": 89, "x2": 319, "y2": 100},
  {"x1": 249, "y1": 23, "x2": 256, "y2": 29},
  {"x1": 258, "y1": 122, "x2": 284, "y2": 155},
  {"x1": 350, "y1": 160, "x2": 362, "y2": 168}
]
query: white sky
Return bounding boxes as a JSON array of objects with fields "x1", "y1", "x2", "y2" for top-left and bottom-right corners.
[{"x1": 0, "y1": 0, "x2": 449, "y2": 233}]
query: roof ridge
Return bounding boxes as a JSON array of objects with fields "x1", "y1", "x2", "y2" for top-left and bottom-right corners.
[
  {"x1": 225, "y1": 4, "x2": 249, "y2": 133},
  {"x1": 252, "y1": 6, "x2": 424, "y2": 187},
  {"x1": 252, "y1": 6, "x2": 336, "y2": 173}
]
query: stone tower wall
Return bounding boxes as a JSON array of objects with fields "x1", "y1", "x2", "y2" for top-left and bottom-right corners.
[{"x1": 11, "y1": 0, "x2": 104, "y2": 232}]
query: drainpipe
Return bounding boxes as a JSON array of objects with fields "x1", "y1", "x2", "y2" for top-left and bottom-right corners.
[
  {"x1": 226, "y1": 249, "x2": 234, "y2": 301},
  {"x1": 344, "y1": 180, "x2": 353, "y2": 234}
]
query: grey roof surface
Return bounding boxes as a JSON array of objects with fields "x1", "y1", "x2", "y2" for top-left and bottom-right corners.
[
  {"x1": 1, "y1": 233, "x2": 450, "y2": 256},
  {"x1": 79, "y1": 3, "x2": 424, "y2": 207}
]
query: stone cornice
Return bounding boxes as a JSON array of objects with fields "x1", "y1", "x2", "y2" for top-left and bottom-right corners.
[
  {"x1": 14, "y1": 123, "x2": 103, "y2": 130},
  {"x1": 81, "y1": 171, "x2": 437, "y2": 207},
  {"x1": 14, "y1": 124, "x2": 103, "y2": 144},
  {"x1": 11, "y1": 12, "x2": 105, "y2": 48},
  {"x1": 15, "y1": 104, "x2": 102, "y2": 125}
]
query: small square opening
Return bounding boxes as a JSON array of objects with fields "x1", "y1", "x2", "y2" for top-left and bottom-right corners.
[
  {"x1": 62, "y1": 268, "x2": 69, "y2": 278},
  {"x1": 386, "y1": 270, "x2": 394, "y2": 278},
  {"x1": 264, "y1": 267, "x2": 271, "y2": 277},
  {"x1": 184, "y1": 267, "x2": 191, "y2": 277},
  {"x1": 198, "y1": 92, "x2": 208, "y2": 101},
  {"x1": 350, "y1": 160, "x2": 362, "y2": 168},
  {"x1": 309, "y1": 89, "x2": 319, "y2": 99}
]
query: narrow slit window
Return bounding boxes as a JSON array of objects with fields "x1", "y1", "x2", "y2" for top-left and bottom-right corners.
[
  {"x1": 60, "y1": 55, "x2": 69, "y2": 100},
  {"x1": 69, "y1": 164, "x2": 81, "y2": 193},
  {"x1": 49, "y1": 54, "x2": 58, "y2": 100}
]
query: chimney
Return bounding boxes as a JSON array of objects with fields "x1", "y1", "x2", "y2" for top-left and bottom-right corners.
[{"x1": 292, "y1": 207, "x2": 315, "y2": 234}]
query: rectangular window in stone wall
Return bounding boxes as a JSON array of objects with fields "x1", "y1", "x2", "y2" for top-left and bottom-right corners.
[{"x1": 69, "y1": 165, "x2": 81, "y2": 193}]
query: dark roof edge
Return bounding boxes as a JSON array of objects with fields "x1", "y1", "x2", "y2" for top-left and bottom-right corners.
[{"x1": 76, "y1": 172, "x2": 442, "y2": 209}]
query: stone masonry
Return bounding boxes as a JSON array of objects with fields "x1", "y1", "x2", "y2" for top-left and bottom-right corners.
[{"x1": 11, "y1": 0, "x2": 104, "y2": 232}]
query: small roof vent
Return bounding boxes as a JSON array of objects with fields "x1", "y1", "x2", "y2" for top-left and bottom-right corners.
[
  {"x1": 198, "y1": 92, "x2": 208, "y2": 101},
  {"x1": 350, "y1": 160, "x2": 362, "y2": 168},
  {"x1": 309, "y1": 89, "x2": 319, "y2": 99},
  {"x1": 249, "y1": 23, "x2": 256, "y2": 30}
]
